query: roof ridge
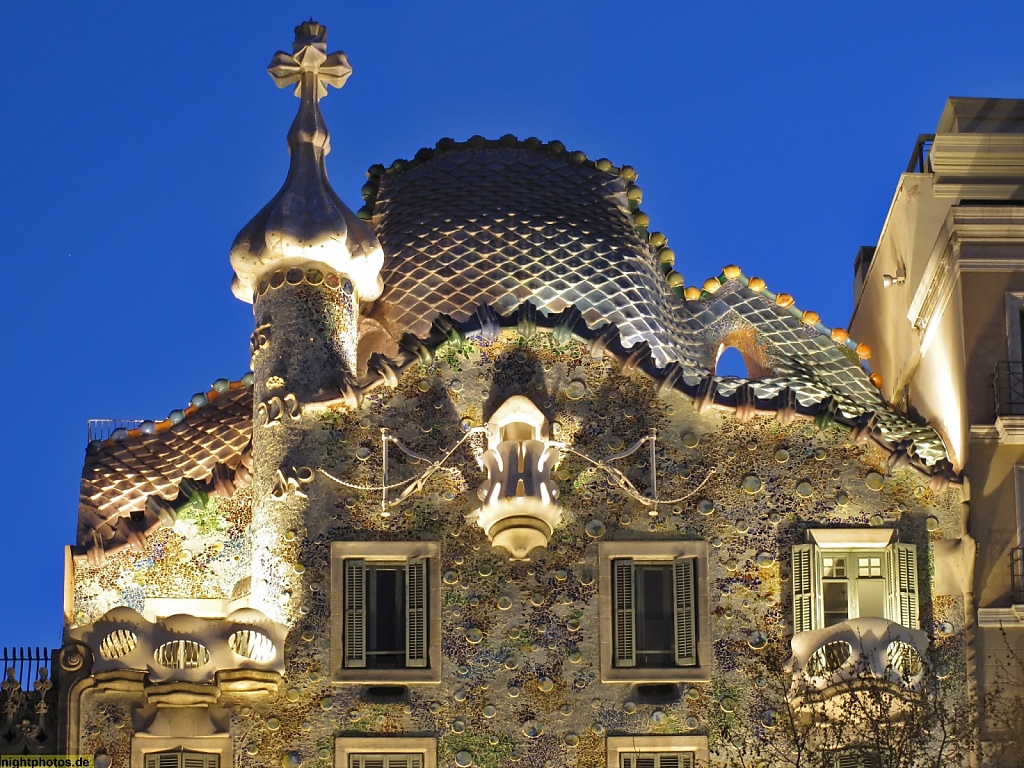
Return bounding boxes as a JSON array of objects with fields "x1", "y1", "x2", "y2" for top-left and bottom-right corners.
[{"x1": 683, "y1": 266, "x2": 879, "y2": 386}]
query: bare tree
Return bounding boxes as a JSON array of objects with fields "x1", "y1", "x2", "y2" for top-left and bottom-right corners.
[
  {"x1": 711, "y1": 627, "x2": 974, "y2": 768},
  {"x1": 980, "y1": 625, "x2": 1024, "y2": 767}
]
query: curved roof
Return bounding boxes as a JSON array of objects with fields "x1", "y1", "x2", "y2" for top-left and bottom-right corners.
[{"x1": 363, "y1": 137, "x2": 943, "y2": 462}]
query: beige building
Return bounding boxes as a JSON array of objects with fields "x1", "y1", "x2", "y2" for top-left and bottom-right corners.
[
  {"x1": 3, "y1": 20, "x2": 1014, "y2": 768},
  {"x1": 850, "y1": 96, "x2": 1024, "y2": 764}
]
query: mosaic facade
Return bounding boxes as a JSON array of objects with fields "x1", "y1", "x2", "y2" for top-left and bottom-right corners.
[{"x1": 16, "y1": 18, "x2": 996, "y2": 768}]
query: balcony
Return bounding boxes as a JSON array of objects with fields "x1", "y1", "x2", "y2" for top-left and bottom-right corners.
[
  {"x1": 0, "y1": 647, "x2": 57, "y2": 755},
  {"x1": 787, "y1": 618, "x2": 930, "y2": 718},
  {"x1": 1013, "y1": 547, "x2": 1024, "y2": 606},
  {"x1": 905, "y1": 134, "x2": 935, "y2": 174},
  {"x1": 993, "y1": 362, "x2": 1024, "y2": 442}
]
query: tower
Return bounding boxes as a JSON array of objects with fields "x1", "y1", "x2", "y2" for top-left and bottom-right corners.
[{"x1": 229, "y1": 21, "x2": 384, "y2": 624}]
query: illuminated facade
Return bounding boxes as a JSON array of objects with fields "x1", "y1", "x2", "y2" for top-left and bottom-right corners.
[{"x1": 8, "y1": 20, "x2": 1023, "y2": 768}]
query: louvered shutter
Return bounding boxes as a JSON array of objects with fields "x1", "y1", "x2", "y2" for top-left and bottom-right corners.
[
  {"x1": 621, "y1": 752, "x2": 695, "y2": 768},
  {"x1": 673, "y1": 556, "x2": 697, "y2": 666},
  {"x1": 344, "y1": 559, "x2": 367, "y2": 667},
  {"x1": 887, "y1": 543, "x2": 919, "y2": 629},
  {"x1": 613, "y1": 559, "x2": 636, "y2": 667},
  {"x1": 792, "y1": 544, "x2": 820, "y2": 633},
  {"x1": 406, "y1": 557, "x2": 428, "y2": 668},
  {"x1": 833, "y1": 750, "x2": 867, "y2": 768},
  {"x1": 182, "y1": 753, "x2": 219, "y2": 768},
  {"x1": 146, "y1": 752, "x2": 183, "y2": 768}
]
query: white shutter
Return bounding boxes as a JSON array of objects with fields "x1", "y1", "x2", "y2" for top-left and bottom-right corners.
[
  {"x1": 344, "y1": 559, "x2": 367, "y2": 668},
  {"x1": 406, "y1": 557, "x2": 428, "y2": 668},
  {"x1": 613, "y1": 559, "x2": 636, "y2": 667},
  {"x1": 792, "y1": 544, "x2": 820, "y2": 633},
  {"x1": 673, "y1": 556, "x2": 697, "y2": 666},
  {"x1": 148, "y1": 753, "x2": 181, "y2": 768},
  {"x1": 887, "y1": 543, "x2": 919, "y2": 629},
  {"x1": 350, "y1": 752, "x2": 421, "y2": 768},
  {"x1": 182, "y1": 753, "x2": 219, "y2": 768}
]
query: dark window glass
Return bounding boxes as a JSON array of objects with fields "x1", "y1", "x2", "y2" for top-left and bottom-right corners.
[
  {"x1": 635, "y1": 565, "x2": 674, "y2": 667},
  {"x1": 366, "y1": 566, "x2": 406, "y2": 668}
]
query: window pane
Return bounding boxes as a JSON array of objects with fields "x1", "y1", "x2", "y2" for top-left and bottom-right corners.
[
  {"x1": 635, "y1": 565, "x2": 673, "y2": 666},
  {"x1": 367, "y1": 566, "x2": 406, "y2": 668},
  {"x1": 822, "y1": 557, "x2": 846, "y2": 578},
  {"x1": 858, "y1": 557, "x2": 881, "y2": 578},
  {"x1": 823, "y1": 581, "x2": 849, "y2": 626},
  {"x1": 858, "y1": 578, "x2": 885, "y2": 619}
]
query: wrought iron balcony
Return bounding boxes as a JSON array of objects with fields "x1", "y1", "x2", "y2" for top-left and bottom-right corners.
[
  {"x1": 1013, "y1": 547, "x2": 1024, "y2": 606},
  {"x1": 995, "y1": 362, "x2": 1024, "y2": 417},
  {"x1": 905, "y1": 134, "x2": 935, "y2": 174}
]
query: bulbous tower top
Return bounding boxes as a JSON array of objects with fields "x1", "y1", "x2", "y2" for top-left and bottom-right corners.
[{"x1": 229, "y1": 20, "x2": 384, "y2": 303}]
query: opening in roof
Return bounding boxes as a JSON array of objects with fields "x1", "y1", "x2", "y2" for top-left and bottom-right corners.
[{"x1": 715, "y1": 346, "x2": 748, "y2": 379}]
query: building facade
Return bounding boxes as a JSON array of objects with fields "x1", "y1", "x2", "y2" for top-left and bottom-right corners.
[{"x1": 3, "y1": 20, "x2": 1017, "y2": 768}]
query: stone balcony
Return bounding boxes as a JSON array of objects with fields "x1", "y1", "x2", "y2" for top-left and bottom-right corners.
[
  {"x1": 786, "y1": 617, "x2": 930, "y2": 717},
  {"x1": 67, "y1": 607, "x2": 286, "y2": 697}
]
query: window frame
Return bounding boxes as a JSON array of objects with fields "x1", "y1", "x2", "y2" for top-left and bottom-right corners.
[
  {"x1": 792, "y1": 530, "x2": 919, "y2": 634},
  {"x1": 598, "y1": 541, "x2": 710, "y2": 683},
  {"x1": 606, "y1": 735, "x2": 708, "y2": 768},
  {"x1": 334, "y1": 737, "x2": 436, "y2": 768},
  {"x1": 131, "y1": 737, "x2": 231, "y2": 768},
  {"x1": 330, "y1": 542, "x2": 441, "y2": 684},
  {"x1": 143, "y1": 751, "x2": 219, "y2": 768}
]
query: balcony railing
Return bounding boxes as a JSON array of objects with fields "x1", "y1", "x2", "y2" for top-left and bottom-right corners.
[
  {"x1": 1013, "y1": 547, "x2": 1024, "y2": 605},
  {"x1": 994, "y1": 362, "x2": 1024, "y2": 417},
  {"x1": 905, "y1": 133, "x2": 935, "y2": 174},
  {"x1": 0, "y1": 646, "x2": 52, "y2": 691},
  {"x1": 87, "y1": 418, "x2": 144, "y2": 443}
]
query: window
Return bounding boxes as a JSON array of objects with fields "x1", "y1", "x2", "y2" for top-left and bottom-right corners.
[
  {"x1": 620, "y1": 753, "x2": 694, "y2": 768},
  {"x1": 331, "y1": 542, "x2": 440, "y2": 684},
  {"x1": 599, "y1": 542, "x2": 710, "y2": 682},
  {"x1": 792, "y1": 530, "x2": 918, "y2": 633},
  {"x1": 144, "y1": 751, "x2": 219, "y2": 768},
  {"x1": 348, "y1": 756, "x2": 422, "y2": 768},
  {"x1": 826, "y1": 747, "x2": 890, "y2": 768},
  {"x1": 606, "y1": 736, "x2": 708, "y2": 768},
  {"x1": 335, "y1": 738, "x2": 436, "y2": 768},
  {"x1": 131, "y1": 733, "x2": 230, "y2": 768},
  {"x1": 613, "y1": 559, "x2": 696, "y2": 668}
]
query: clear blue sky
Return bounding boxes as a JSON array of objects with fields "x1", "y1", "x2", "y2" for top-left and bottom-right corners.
[{"x1": 2, "y1": 0, "x2": 1023, "y2": 651}]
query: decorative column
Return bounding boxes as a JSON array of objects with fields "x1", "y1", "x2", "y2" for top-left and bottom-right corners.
[{"x1": 229, "y1": 21, "x2": 383, "y2": 624}]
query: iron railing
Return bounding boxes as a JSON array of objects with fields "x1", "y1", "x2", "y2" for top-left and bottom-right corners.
[
  {"x1": 0, "y1": 647, "x2": 52, "y2": 691},
  {"x1": 87, "y1": 418, "x2": 144, "y2": 442},
  {"x1": 1013, "y1": 547, "x2": 1024, "y2": 606},
  {"x1": 905, "y1": 133, "x2": 935, "y2": 174},
  {"x1": 994, "y1": 362, "x2": 1024, "y2": 417}
]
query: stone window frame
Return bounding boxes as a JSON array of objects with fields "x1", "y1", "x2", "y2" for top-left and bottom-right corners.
[
  {"x1": 606, "y1": 735, "x2": 709, "y2": 768},
  {"x1": 131, "y1": 737, "x2": 231, "y2": 768},
  {"x1": 598, "y1": 541, "x2": 711, "y2": 683},
  {"x1": 334, "y1": 737, "x2": 437, "y2": 768},
  {"x1": 330, "y1": 541, "x2": 441, "y2": 684}
]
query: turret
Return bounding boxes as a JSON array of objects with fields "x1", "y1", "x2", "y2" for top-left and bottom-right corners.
[{"x1": 230, "y1": 21, "x2": 383, "y2": 623}]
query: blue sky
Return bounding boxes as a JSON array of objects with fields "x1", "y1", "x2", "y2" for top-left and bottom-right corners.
[{"x1": 2, "y1": 0, "x2": 1023, "y2": 650}]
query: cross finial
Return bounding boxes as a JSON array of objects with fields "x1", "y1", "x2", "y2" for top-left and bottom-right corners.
[{"x1": 268, "y1": 19, "x2": 352, "y2": 100}]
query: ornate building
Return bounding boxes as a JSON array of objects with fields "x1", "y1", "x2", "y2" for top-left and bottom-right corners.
[{"x1": 7, "y1": 19, "x2": 1023, "y2": 768}]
